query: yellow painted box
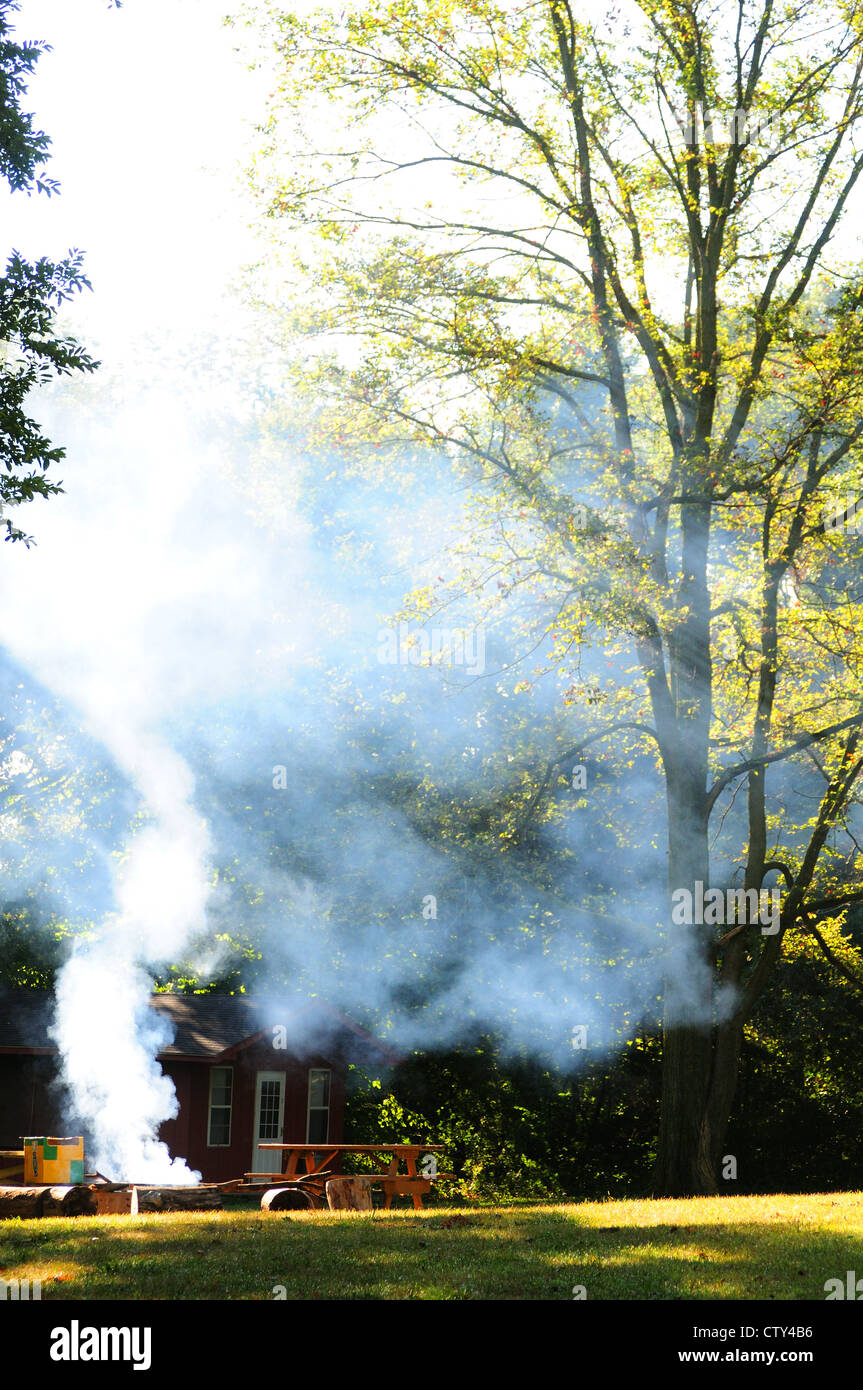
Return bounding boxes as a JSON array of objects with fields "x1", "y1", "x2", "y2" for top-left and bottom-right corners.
[{"x1": 22, "y1": 1136, "x2": 84, "y2": 1185}]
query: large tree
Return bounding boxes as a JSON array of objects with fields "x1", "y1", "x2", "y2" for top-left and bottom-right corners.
[{"x1": 240, "y1": 0, "x2": 863, "y2": 1194}]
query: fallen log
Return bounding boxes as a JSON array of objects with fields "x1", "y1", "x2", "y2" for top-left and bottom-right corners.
[
  {"x1": 130, "y1": 1185, "x2": 223, "y2": 1214},
  {"x1": 41, "y1": 1185, "x2": 97, "y2": 1218},
  {"x1": 0, "y1": 1185, "x2": 45, "y2": 1219},
  {"x1": 261, "y1": 1186, "x2": 316, "y2": 1212},
  {"x1": 325, "y1": 1176, "x2": 374, "y2": 1212}
]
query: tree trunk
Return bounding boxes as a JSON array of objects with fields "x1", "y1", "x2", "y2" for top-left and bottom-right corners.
[
  {"x1": 652, "y1": 1024, "x2": 719, "y2": 1196},
  {"x1": 651, "y1": 493, "x2": 723, "y2": 1197}
]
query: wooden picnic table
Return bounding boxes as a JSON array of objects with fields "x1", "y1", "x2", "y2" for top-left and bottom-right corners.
[
  {"x1": 257, "y1": 1143, "x2": 447, "y2": 1211},
  {"x1": 0, "y1": 1149, "x2": 25, "y2": 1183}
]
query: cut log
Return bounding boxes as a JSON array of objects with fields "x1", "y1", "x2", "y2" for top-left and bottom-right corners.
[
  {"x1": 325, "y1": 1176, "x2": 374, "y2": 1212},
  {"x1": 261, "y1": 1186, "x2": 315, "y2": 1212},
  {"x1": 41, "y1": 1185, "x2": 98, "y2": 1218},
  {"x1": 130, "y1": 1185, "x2": 222, "y2": 1214},
  {"x1": 92, "y1": 1188, "x2": 134, "y2": 1216},
  {"x1": 0, "y1": 1185, "x2": 45, "y2": 1219}
]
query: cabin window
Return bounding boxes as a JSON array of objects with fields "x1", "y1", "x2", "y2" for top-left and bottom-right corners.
[
  {"x1": 208, "y1": 1066, "x2": 233, "y2": 1146},
  {"x1": 306, "y1": 1068, "x2": 331, "y2": 1143},
  {"x1": 258, "y1": 1077, "x2": 283, "y2": 1140}
]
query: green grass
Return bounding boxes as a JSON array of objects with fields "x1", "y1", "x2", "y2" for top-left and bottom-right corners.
[{"x1": 1, "y1": 1192, "x2": 862, "y2": 1300}]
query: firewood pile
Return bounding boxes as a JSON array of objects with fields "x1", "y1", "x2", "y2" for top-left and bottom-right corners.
[
  {"x1": 0, "y1": 1184, "x2": 97, "y2": 1218},
  {"x1": 0, "y1": 1180, "x2": 224, "y2": 1220}
]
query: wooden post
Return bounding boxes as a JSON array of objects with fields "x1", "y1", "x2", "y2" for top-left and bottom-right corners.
[{"x1": 325, "y1": 1176, "x2": 374, "y2": 1212}]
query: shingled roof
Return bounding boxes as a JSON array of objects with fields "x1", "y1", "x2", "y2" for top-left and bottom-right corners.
[
  {"x1": 151, "y1": 993, "x2": 281, "y2": 1059},
  {"x1": 0, "y1": 987, "x2": 401, "y2": 1064}
]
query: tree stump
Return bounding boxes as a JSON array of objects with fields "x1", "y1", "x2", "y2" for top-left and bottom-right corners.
[
  {"x1": 325, "y1": 1176, "x2": 374, "y2": 1212},
  {"x1": 92, "y1": 1187, "x2": 134, "y2": 1216}
]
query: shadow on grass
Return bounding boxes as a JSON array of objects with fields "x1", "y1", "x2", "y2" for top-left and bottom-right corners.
[{"x1": 0, "y1": 1206, "x2": 861, "y2": 1300}]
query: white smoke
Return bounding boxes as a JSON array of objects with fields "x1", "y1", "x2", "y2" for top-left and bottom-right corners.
[
  {"x1": 49, "y1": 735, "x2": 211, "y2": 1181},
  {"x1": 0, "y1": 363, "x2": 686, "y2": 1172},
  {"x1": 53, "y1": 956, "x2": 198, "y2": 1183},
  {"x1": 0, "y1": 385, "x2": 275, "y2": 1182},
  {"x1": 0, "y1": 1, "x2": 307, "y2": 1180}
]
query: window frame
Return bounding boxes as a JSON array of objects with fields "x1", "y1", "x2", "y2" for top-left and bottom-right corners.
[
  {"x1": 306, "y1": 1067, "x2": 332, "y2": 1144},
  {"x1": 207, "y1": 1065, "x2": 234, "y2": 1148}
]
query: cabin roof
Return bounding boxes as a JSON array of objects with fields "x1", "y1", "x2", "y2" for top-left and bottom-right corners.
[{"x1": 0, "y1": 987, "x2": 401, "y2": 1064}]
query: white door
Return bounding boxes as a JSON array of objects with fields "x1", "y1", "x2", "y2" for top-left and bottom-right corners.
[{"x1": 251, "y1": 1071, "x2": 286, "y2": 1173}]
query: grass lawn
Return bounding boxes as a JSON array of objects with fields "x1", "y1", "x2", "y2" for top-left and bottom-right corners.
[{"x1": 1, "y1": 1191, "x2": 862, "y2": 1300}]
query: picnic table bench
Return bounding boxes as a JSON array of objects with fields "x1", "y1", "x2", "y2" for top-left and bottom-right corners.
[
  {"x1": 256, "y1": 1143, "x2": 451, "y2": 1210},
  {"x1": 0, "y1": 1150, "x2": 24, "y2": 1183}
]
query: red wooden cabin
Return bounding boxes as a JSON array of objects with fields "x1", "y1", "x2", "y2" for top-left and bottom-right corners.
[{"x1": 0, "y1": 989, "x2": 398, "y2": 1183}]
